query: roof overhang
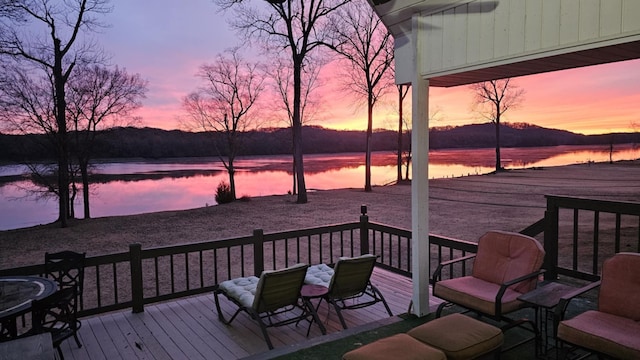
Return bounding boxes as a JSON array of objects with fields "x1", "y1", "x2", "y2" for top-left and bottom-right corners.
[{"x1": 429, "y1": 40, "x2": 640, "y2": 87}]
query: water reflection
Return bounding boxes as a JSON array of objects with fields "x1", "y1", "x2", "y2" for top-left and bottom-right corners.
[{"x1": 0, "y1": 144, "x2": 638, "y2": 230}]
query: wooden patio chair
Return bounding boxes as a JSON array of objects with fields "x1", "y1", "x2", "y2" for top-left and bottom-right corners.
[
  {"x1": 44, "y1": 250, "x2": 85, "y2": 348},
  {"x1": 556, "y1": 252, "x2": 640, "y2": 359},
  {"x1": 213, "y1": 263, "x2": 325, "y2": 350},
  {"x1": 432, "y1": 230, "x2": 545, "y2": 330},
  {"x1": 30, "y1": 287, "x2": 78, "y2": 360},
  {"x1": 305, "y1": 254, "x2": 393, "y2": 329}
]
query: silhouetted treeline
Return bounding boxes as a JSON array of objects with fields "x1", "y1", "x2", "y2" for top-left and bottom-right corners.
[{"x1": 1, "y1": 123, "x2": 638, "y2": 162}]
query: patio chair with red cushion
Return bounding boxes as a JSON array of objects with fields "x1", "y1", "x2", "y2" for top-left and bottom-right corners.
[
  {"x1": 556, "y1": 252, "x2": 640, "y2": 359},
  {"x1": 432, "y1": 230, "x2": 545, "y2": 328}
]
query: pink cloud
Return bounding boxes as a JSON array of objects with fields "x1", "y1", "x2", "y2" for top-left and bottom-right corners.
[{"x1": 98, "y1": 3, "x2": 640, "y2": 136}]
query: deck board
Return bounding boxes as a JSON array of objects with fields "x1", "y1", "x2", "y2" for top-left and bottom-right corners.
[{"x1": 62, "y1": 268, "x2": 425, "y2": 359}]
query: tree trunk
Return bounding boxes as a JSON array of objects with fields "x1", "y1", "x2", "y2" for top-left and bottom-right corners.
[
  {"x1": 365, "y1": 92, "x2": 373, "y2": 192},
  {"x1": 80, "y1": 162, "x2": 91, "y2": 218},
  {"x1": 293, "y1": 58, "x2": 307, "y2": 203},
  {"x1": 228, "y1": 159, "x2": 237, "y2": 201},
  {"x1": 54, "y1": 39, "x2": 69, "y2": 227},
  {"x1": 291, "y1": 160, "x2": 297, "y2": 195}
]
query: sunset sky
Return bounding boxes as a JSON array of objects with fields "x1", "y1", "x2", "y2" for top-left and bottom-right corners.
[{"x1": 98, "y1": 1, "x2": 639, "y2": 136}]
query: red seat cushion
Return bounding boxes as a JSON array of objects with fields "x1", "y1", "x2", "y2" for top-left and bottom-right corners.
[{"x1": 558, "y1": 310, "x2": 640, "y2": 359}]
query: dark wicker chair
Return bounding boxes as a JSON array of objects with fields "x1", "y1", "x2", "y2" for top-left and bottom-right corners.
[
  {"x1": 44, "y1": 250, "x2": 85, "y2": 348},
  {"x1": 31, "y1": 287, "x2": 78, "y2": 360}
]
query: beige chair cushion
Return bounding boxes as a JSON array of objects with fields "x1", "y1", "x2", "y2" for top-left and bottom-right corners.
[
  {"x1": 558, "y1": 310, "x2": 640, "y2": 359},
  {"x1": 218, "y1": 276, "x2": 259, "y2": 308},
  {"x1": 342, "y1": 334, "x2": 446, "y2": 360},
  {"x1": 599, "y1": 252, "x2": 640, "y2": 321},
  {"x1": 472, "y1": 230, "x2": 545, "y2": 294},
  {"x1": 433, "y1": 276, "x2": 525, "y2": 316},
  {"x1": 407, "y1": 313, "x2": 503, "y2": 360}
]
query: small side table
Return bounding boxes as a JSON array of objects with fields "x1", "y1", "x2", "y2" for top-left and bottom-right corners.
[
  {"x1": 518, "y1": 282, "x2": 578, "y2": 357},
  {"x1": 300, "y1": 284, "x2": 329, "y2": 336}
]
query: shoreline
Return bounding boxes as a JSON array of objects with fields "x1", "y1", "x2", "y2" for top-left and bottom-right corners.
[{"x1": 1, "y1": 160, "x2": 639, "y2": 270}]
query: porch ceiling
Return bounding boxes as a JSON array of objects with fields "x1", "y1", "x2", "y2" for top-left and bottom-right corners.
[{"x1": 428, "y1": 40, "x2": 640, "y2": 87}]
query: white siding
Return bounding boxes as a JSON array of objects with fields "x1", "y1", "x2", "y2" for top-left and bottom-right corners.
[{"x1": 414, "y1": 0, "x2": 640, "y2": 78}]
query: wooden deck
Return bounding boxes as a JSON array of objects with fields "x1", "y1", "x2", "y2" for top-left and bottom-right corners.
[{"x1": 59, "y1": 268, "x2": 438, "y2": 360}]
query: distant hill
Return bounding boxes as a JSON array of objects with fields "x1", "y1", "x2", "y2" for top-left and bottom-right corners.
[{"x1": 1, "y1": 123, "x2": 638, "y2": 161}]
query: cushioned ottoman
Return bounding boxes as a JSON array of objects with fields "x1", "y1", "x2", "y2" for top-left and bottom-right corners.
[
  {"x1": 343, "y1": 334, "x2": 446, "y2": 360},
  {"x1": 407, "y1": 313, "x2": 503, "y2": 360}
]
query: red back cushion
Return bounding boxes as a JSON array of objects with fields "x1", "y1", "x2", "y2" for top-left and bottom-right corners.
[
  {"x1": 599, "y1": 252, "x2": 640, "y2": 320},
  {"x1": 472, "y1": 230, "x2": 545, "y2": 294}
]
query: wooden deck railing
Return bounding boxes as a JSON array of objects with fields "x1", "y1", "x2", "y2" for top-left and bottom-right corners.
[
  {"x1": 0, "y1": 206, "x2": 477, "y2": 319},
  {"x1": 541, "y1": 195, "x2": 640, "y2": 281},
  {"x1": 2, "y1": 196, "x2": 638, "y2": 320}
]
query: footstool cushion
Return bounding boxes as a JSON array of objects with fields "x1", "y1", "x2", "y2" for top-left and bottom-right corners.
[
  {"x1": 343, "y1": 334, "x2": 446, "y2": 360},
  {"x1": 407, "y1": 313, "x2": 503, "y2": 360}
]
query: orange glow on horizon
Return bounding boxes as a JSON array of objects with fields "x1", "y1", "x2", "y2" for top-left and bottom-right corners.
[{"x1": 135, "y1": 59, "x2": 640, "y2": 136}]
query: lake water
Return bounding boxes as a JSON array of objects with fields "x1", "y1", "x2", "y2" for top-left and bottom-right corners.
[{"x1": 1, "y1": 144, "x2": 638, "y2": 231}]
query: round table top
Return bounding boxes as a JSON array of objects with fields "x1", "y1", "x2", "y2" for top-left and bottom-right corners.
[
  {"x1": 0, "y1": 276, "x2": 57, "y2": 320},
  {"x1": 301, "y1": 284, "x2": 329, "y2": 298}
]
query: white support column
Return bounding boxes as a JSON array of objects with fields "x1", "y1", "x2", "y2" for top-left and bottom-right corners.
[{"x1": 411, "y1": 14, "x2": 431, "y2": 317}]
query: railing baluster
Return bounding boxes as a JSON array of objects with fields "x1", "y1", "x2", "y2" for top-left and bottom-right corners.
[
  {"x1": 112, "y1": 262, "x2": 118, "y2": 304},
  {"x1": 396, "y1": 234, "x2": 401, "y2": 269},
  {"x1": 318, "y1": 233, "x2": 323, "y2": 265},
  {"x1": 350, "y1": 229, "x2": 355, "y2": 256},
  {"x1": 240, "y1": 245, "x2": 245, "y2": 276},
  {"x1": 199, "y1": 250, "x2": 204, "y2": 288},
  {"x1": 615, "y1": 214, "x2": 621, "y2": 253},
  {"x1": 573, "y1": 209, "x2": 579, "y2": 271},
  {"x1": 154, "y1": 258, "x2": 159, "y2": 296},
  {"x1": 96, "y1": 265, "x2": 101, "y2": 308},
  {"x1": 593, "y1": 211, "x2": 600, "y2": 274},
  {"x1": 226, "y1": 247, "x2": 231, "y2": 279},
  {"x1": 170, "y1": 254, "x2": 175, "y2": 294},
  {"x1": 214, "y1": 249, "x2": 219, "y2": 284},
  {"x1": 330, "y1": 232, "x2": 333, "y2": 262},
  {"x1": 185, "y1": 252, "x2": 190, "y2": 291}
]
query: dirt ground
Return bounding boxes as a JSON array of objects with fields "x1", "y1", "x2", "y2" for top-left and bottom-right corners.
[{"x1": 1, "y1": 160, "x2": 639, "y2": 270}]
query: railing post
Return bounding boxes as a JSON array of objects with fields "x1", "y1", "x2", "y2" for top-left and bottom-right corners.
[
  {"x1": 129, "y1": 243, "x2": 144, "y2": 313},
  {"x1": 360, "y1": 205, "x2": 370, "y2": 255},
  {"x1": 253, "y1": 229, "x2": 264, "y2": 275},
  {"x1": 543, "y1": 199, "x2": 559, "y2": 281}
]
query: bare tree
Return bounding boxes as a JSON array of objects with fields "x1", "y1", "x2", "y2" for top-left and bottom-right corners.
[
  {"x1": 269, "y1": 55, "x2": 324, "y2": 195},
  {"x1": 0, "y1": 64, "x2": 61, "y2": 202},
  {"x1": 470, "y1": 79, "x2": 525, "y2": 172},
  {"x1": 216, "y1": 0, "x2": 351, "y2": 203},
  {"x1": 328, "y1": 0, "x2": 394, "y2": 191},
  {"x1": 66, "y1": 65, "x2": 148, "y2": 218},
  {"x1": 182, "y1": 48, "x2": 264, "y2": 201},
  {"x1": 0, "y1": 0, "x2": 111, "y2": 227}
]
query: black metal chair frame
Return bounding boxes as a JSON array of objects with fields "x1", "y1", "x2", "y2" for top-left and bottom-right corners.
[
  {"x1": 30, "y1": 287, "x2": 78, "y2": 360},
  {"x1": 44, "y1": 250, "x2": 85, "y2": 349}
]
